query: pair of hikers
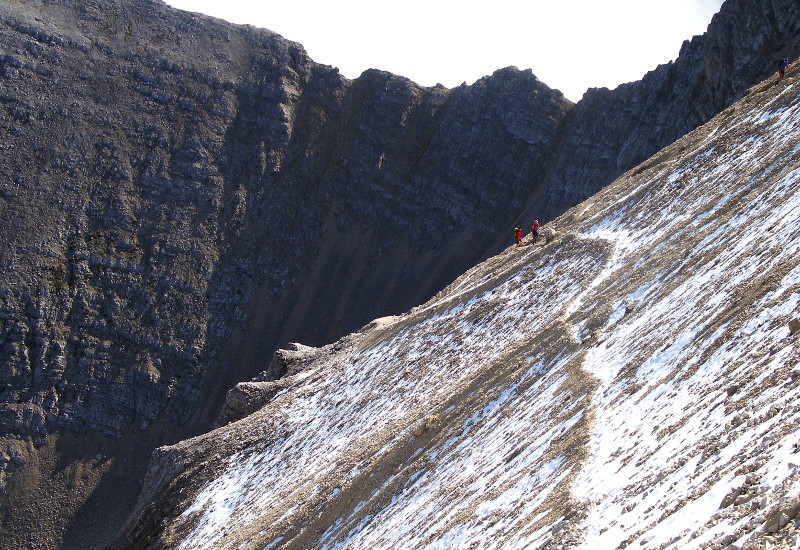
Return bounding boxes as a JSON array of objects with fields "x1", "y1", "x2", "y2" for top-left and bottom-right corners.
[
  {"x1": 514, "y1": 220, "x2": 541, "y2": 247},
  {"x1": 779, "y1": 58, "x2": 790, "y2": 81}
]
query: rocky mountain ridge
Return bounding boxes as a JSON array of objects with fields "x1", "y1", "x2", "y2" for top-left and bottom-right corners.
[
  {"x1": 0, "y1": 0, "x2": 798, "y2": 547},
  {"x1": 114, "y1": 65, "x2": 800, "y2": 549},
  {"x1": 532, "y1": 0, "x2": 800, "y2": 217}
]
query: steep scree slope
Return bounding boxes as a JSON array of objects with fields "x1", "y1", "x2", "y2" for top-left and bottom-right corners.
[
  {"x1": 0, "y1": 0, "x2": 799, "y2": 547},
  {"x1": 116, "y1": 69, "x2": 800, "y2": 549}
]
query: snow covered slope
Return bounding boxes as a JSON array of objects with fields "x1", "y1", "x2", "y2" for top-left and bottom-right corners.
[{"x1": 116, "y1": 71, "x2": 800, "y2": 550}]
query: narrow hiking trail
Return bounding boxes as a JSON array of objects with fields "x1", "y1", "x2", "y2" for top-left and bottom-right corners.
[
  {"x1": 567, "y1": 77, "x2": 800, "y2": 549},
  {"x1": 121, "y1": 73, "x2": 800, "y2": 550},
  {"x1": 170, "y1": 235, "x2": 609, "y2": 550}
]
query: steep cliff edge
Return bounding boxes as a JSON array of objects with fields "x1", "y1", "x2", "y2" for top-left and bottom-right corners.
[
  {"x1": 533, "y1": 0, "x2": 800, "y2": 220},
  {"x1": 0, "y1": 1, "x2": 569, "y2": 547},
  {"x1": 0, "y1": 0, "x2": 798, "y2": 548},
  {"x1": 113, "y1": 68, "x2": 800, "y2": 549}
]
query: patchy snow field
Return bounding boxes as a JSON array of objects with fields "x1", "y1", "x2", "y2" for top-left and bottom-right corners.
[{"x1": 124, "y1": 77, "x2": 800, "y2": 550}]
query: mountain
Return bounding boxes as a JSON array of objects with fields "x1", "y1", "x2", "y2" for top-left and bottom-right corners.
[
  {"x1": 0, "y1": 2, "x2": 569, "y2": 546},
  {"x1": 116, "y1": 67, "x2": 800, "y2": 549},
  {"x1": 0, "y1": 0, "x2": 798, "y2": 548},
  {"x1": 532, "y1": 0, "x2": 800, "y2": 218}
]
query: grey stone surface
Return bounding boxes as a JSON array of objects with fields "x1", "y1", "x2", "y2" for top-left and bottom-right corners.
[
  {"x1": 531, "y1": 0, "x2": 800, "y2": 221},
  {"x1": 0, "y1": 0, "x2": 798, "y2": 548},
  {"x1": 0, "y1": 0, "x2": 571, "y2": 451}
]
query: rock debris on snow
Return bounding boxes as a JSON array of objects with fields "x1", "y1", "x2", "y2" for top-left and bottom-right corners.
[{"x1": 115, "y1": 60, "x2": 800, "y2": 550}]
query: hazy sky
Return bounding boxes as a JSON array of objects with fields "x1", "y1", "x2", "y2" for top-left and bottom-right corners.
[{"x1": 164, "y1": 0, "x2": 726, "y2": 102}]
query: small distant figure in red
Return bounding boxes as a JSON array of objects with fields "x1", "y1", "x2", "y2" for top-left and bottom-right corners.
[
  {"x1": 514, "y1": 226, "x2": 522, "y2": 247},
  {"x1": 779, "y1": 58, "x2": 789, "y2": 81},
  {"x1": 531, "y1": 220, "x2": 541, "y2": 244}
]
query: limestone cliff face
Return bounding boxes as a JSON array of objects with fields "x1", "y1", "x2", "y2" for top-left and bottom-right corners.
[
  {"x1": 0, "y1": 0, "x2": 798, "y2": 547},
  {"x1": 0, "y1": 1, "x2": 569, "y2": 546},
  {"x1": 0, "y1": 1, "x2": 568, "y2": 443},
  {"x1": 533, "y1": 0, "x2": 800, "y2": 219}
]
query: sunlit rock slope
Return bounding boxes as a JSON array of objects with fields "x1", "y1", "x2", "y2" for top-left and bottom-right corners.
[{"x1": 114, "y1": 66, "x2": 800, "y2": 549}]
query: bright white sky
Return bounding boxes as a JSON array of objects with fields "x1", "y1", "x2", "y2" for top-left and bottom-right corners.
[{"x1": 164, "y1": 0, "x2": 726, "y2": 102}]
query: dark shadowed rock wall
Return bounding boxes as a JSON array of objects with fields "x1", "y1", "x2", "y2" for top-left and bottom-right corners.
[
  {"x1": 0, "y1": 1, "x2": 569, "y2": 547},
  {"x1": 0, "y1": 0, "x2": 798, "y2": 547},
  {"x1": 531, "y1": 0, "x2": 800, "y2": 219}
]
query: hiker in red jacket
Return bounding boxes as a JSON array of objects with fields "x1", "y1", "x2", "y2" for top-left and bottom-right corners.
[
  {"x1": 779, "y1": 58, "x2": 790, "y2": 81},
  {"x1": 514, "y1": 226, "x2": 522, "y2": 247},
  {"x1": 531, "y1": 220, "x2": 541, "y2": 244}
]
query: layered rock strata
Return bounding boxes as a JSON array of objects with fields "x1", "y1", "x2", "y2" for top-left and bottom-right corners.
[{"x1": 0, "y1": 0, "x2": 798, "y2": 547}]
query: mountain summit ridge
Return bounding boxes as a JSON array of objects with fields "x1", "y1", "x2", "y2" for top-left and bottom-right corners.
[
  {"x1": 115, "y1": 69, "x2": 800, "y2": 549},
  {"x1": 0, "y1": 0, "x2": 799, "y2": 547}
]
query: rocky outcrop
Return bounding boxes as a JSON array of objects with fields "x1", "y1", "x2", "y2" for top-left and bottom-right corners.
[
  {"x1": 0, "y1": 0, "x2": 799, "y2": 548},
  {"x1": 215, "y1": 343, "x2": 321, "y2": 427},
  {"x1": 214, "y1": 380, "x2": 290, "y2": 428},
  {"x1": 531, "y1": 0, "x2": 800, "y2": 220},
  {"x1": 0, "y1": 2, "x2": 571, "y2": 546}
]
